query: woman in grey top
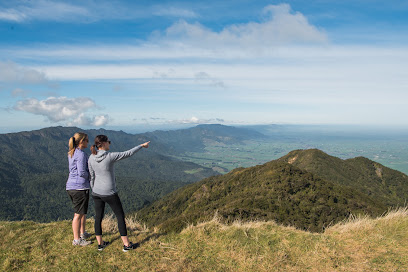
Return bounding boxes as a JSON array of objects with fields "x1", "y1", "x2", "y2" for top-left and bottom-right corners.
[{"x1": 88, "y1": 134, "x2": 150, "y2": 252}]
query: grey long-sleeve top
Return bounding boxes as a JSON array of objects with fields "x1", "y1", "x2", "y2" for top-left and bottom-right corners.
[{"x1": 88, "y1": 145, "x2": 142, "y2": 196}]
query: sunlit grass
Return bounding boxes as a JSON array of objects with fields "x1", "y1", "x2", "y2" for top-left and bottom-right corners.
[{"x1": 1, "y1": 208, "x2": 407, "y2": 271}]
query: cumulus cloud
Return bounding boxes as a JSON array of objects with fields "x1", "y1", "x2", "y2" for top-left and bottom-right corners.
[
  {"x1": 13, "y1": 96, "x2": 109, "y2": 126},
  {"x1": 160, "y1": 4, "x2": 327, "y2": 49},
  {"x1": 70, "y1": 113, "x2": 110, "y2": 126},
  {"x1": 14, "y1": 96, "x2": 95, "y2": 122},
  {"x1": 93, "y1": 115, "x2": 110, "y2": 126},
  {"x1": 0, "y1": 61, "x2": 48, "y2": 84}
]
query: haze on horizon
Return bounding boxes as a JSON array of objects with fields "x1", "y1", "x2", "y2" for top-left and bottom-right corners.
[{"x1": 1, "y1": 0, "x2": 407, "y2": 133}]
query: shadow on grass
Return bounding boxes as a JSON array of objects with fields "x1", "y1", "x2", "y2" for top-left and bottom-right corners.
[
  {"x1": 89, "y1": 229, "x2": 165, "y2": 248},
  {"x1": 138, "y1": 232, "x2": 164, "y2": 246}
]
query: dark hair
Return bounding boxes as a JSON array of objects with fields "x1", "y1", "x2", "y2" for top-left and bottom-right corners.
[{"x1": 91, "y1": 135, "x2": 109, "y2": 155}]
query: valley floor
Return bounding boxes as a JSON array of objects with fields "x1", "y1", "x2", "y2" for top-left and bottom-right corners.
[
  {"x1": 1, "y1": 209, "x2": 407, "y2": 271},
  {"x1": 175, "y1": 139, "x2": 408, "y2": 175}
]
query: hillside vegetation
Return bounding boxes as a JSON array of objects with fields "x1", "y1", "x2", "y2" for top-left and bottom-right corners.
[
  {"x1": 0, "y1": 126, "x2": 224, "y2": 221},
  {"x1": 1, "y1": 208, "x2": 407, "y2": 271},
  {"x1": 279, "y1": 149, "x2": 408, "y2": 206},
  {"x1": 137, "y1": 149, "x2": 408, "y2": 233},
  {"x1": 0, "y1": 124, "x2": 265, "y2": 222}
]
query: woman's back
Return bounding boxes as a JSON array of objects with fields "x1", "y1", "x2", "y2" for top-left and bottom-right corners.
[
  {"x1": 67, "y1": 148, "x2": 90, "y2": 190},
  {"x1": 88, "y1": 145, "x2": 142, "y2": 196}
]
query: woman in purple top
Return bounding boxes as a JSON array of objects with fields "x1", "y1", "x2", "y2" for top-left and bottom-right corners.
[{"x1": 66, "y1": 132, "x2": 92, "y2": 246}]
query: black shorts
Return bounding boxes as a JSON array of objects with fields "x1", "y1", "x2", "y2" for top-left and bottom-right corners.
[{"x1": 67, "y1": 190, "x2": 90, "y2": 215}]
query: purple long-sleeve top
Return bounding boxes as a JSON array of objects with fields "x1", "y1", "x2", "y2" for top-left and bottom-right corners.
[{"x1": 66, "y1": 148, "x2": 91, "y2": 190}]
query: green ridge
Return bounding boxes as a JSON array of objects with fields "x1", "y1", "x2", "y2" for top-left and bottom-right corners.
[{"x1": 137, "y1": 150, "x2": 396, "y2": 233}]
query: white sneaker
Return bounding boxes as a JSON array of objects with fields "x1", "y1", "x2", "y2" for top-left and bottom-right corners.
[{"x1": 72, "y1": 238, "x2": 92, "y2": 246}]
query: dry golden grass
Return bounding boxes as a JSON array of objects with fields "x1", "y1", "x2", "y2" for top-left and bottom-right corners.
[
  {"x1": 0, "y1": 208, "x2": 407, "y2": 271},
  {"x1": 100, "y1": 213, "x2": 149, "y2": 234}
]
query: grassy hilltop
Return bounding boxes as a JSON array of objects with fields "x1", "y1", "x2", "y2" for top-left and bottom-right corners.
[{"x1": 1, "y1": 209, "x2": 408, "y2": 271}]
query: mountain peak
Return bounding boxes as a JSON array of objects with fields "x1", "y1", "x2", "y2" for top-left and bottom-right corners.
[{"x1": 278, "y1": 148, "x2": 340, "y2": 167}]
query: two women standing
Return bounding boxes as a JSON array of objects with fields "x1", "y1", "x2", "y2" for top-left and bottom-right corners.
[{"x1": 66, "y1": 132, "x2": 149, "y2": 251}]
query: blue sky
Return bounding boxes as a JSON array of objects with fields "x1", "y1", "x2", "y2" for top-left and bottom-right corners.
[{"x1": 1, "y1": 0, "x2": 408, "y2": 132}]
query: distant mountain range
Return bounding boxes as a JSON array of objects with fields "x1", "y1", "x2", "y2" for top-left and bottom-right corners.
[
  {"x1": 144, "y1": 124, "x2": 266, "y2": 153},
  {"x1": 0, "y1": 124, "x2": 262, "y2": 221},
  {"x1": 2, "y1": 124, "x2": 407, "y2": 234},
  {"x1": 137, "y1": 149, "x2": 408, "y2": 233}
]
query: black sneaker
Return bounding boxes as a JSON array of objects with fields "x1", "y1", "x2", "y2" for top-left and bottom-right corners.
[
  {"x1": 98, "y1": 241, "x2": 110, "y2": 251},
  {"x1": 123, "y1": 242, "x2": 139, "y2": 252},
  {"x1": 80, "y1": 231, "x2": 91, "y2": 240}
]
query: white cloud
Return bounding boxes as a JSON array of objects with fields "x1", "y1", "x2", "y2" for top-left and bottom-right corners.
[
  {"x1": 70, "y1": 113, "x2": 110, "y2": 126},
  {"x1": 93, "y1": 115, "x2": 110, "y2": 126},
  {"x1": 167, "y1": 116, "x2": 225, "y2": 124},
  {"x1": 13, "y1": 96, "x2": 110, "y2": 126},
  {"x1": 153, "y1": 6, "x2": 197, "y2": 18},
  {"x1": 136, "y1": 116, "x2": 224, "y2": 125},
  {"x1": 159, "y1": 4, "x2": 327, "y2": 49},
  {"x1": 149, "y1": 117, "x2": 166, "y2": 121},
  {"x1": 194, "y1": 72, "x2": 225, "y2": 88},
  {"x1": 0, "y1": 0, "x2": 89, "y2": 22},
  {"x1": 0, "y1": 9, "x2": 25, "y2": 22},
  {"x1": 0, "y1": 1, "x2": 199, "y2": 23},
  {"x1": 4, "y1": 3, "x2": 327, "y2": 63},
  {"x1": 0, "y1": 61, "x2": 48, "y2": 84}
]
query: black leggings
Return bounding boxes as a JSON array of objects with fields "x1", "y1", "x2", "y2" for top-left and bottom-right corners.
[{"x1": 93, "y1": 193, "x2": 127, "y2": 236}]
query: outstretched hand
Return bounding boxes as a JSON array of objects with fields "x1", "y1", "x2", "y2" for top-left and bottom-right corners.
[{"x1": 141, "y1": 141, "x2": 150, "y2": 148}]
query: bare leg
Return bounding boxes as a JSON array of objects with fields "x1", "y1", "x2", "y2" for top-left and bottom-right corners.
[
  {"x1": 80, "y1": 215, "x2": 87, "y2": 235},
  {"x1": 96, "y1": 235, "x2": 103, "y2": 245},
  {"x1": 72, "y1": 213, "x2": 83, "y2": 240},
  {"x1": 121, "y1": 236, "x2": 130, "y2": 246}
]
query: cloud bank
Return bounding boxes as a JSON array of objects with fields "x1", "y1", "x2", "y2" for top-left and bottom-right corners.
[
  {"x1": 0, "y1": 0, "x2": 198, "y2": 23},
  {"x1": 0, "y1": 61, "x2": 48, "y2": 84},
  {"x1": 138, "y1": 116, "x2": 225, "y2": 125},
  {"x1": 167, "y1": 116, "x2": 225, "y2": 124},
  {"x1": 5, "y1": 3, "x2": 328, "y2": 64}
]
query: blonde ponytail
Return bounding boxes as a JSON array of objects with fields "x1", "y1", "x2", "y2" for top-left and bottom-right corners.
[{"x1": 68, "y1": 132, "x2": 88, "y2": 158}]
